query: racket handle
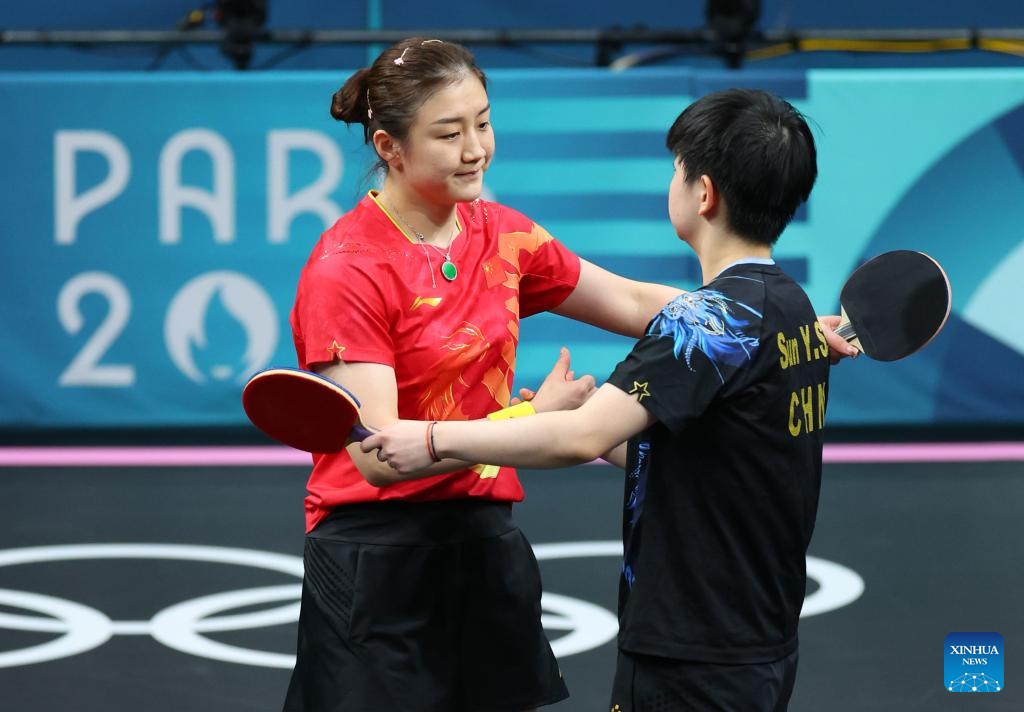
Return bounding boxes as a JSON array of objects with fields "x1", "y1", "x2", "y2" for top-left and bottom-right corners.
[
  {"x1": 349, "y1": 424, "x2": 374, "y2": 443},
  {"x1": 835, "y1": 307, "x2": 857, "y2": 342},
  {"x1": 834, "y1": 315, "x2": 864, "y2": 355}
]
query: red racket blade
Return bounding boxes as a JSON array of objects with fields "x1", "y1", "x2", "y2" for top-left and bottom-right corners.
[
  {"x1": 837, "y1": 250, "x2": 951, "y2": 361},
  {"x1": 242, "y1": 368, "x2": 372, "y2": 453}
]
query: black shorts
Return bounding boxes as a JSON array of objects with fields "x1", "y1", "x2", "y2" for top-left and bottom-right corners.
[
  {"x1": 609, "y1": 648, "x2": 799, "y2": 712},
  {"x1": 282, "y1": 499, "x2": 568, "y2": 712}
]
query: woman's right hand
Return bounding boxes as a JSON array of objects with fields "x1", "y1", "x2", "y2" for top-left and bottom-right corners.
[{"x1": 511, "y1": 347, "x2": 596, "y2": 413}]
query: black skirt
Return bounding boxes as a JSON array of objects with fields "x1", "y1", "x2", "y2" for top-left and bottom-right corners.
[{"x1": 283, "y1": 499, "x2": 569, "y2": 712}]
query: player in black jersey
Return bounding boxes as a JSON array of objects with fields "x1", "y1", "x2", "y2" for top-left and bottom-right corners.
[{"x1": 366, "y1": 88, "x2": 838, "y2": 711}]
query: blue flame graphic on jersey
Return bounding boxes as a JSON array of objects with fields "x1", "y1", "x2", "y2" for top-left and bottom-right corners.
[
  {"x1": 648, "y1": 286, "x2": 761, "y2": 382},
  {"x1": 623, "y1": 440, "x2": 651, "y2": 589}
]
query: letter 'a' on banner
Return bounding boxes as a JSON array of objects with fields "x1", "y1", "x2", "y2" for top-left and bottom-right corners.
[{"x1": 945, "y1": 632, "x2": 1004, "y2": 691}]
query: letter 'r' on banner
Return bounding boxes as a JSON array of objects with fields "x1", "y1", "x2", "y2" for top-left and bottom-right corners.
[{"x1": 945, "y1": 632, "x2": 1004, "y2": 692}]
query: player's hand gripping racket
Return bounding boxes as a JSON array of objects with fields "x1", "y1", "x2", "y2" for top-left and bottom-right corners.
[
  {"x1": 242, "y1": 367, "x2": 374, "y2": 453},
  {"x1": 836, "y1": 250, "x2": 951, "y2": 361}
]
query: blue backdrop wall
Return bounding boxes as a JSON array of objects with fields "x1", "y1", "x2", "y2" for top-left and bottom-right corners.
[{"x1": 2, "y1": 67, "x2": 1023, "y2": 428}]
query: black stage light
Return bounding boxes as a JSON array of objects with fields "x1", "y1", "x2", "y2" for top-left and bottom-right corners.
[
  {"x1": 706, "y1": 0, "x2": 761, "y2": 68},
  {"x1": 215, "y1": 0, "x2": 268, "y2": 70}
]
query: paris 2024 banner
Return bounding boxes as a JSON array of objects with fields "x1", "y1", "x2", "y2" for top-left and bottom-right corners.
[{"x1": 1, "y1": 68, "x2": 1022, "y2": 428}]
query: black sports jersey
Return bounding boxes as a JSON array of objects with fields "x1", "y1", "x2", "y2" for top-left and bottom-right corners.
[{"x1": 606, "y1": 260, "x2": 830, "y2": 664}]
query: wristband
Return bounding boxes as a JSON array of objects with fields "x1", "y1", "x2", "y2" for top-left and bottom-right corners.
[
  {"x1": 425, "y1": 421, "x2": 441, "y2": 463},
  {"x1": 486, "y1": 401, "x2": 537, "y2": 420}
]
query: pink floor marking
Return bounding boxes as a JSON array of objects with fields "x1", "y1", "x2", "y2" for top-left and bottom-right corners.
[{"x1": 0, "y1": 446, "x2": 311, "y2": 467}]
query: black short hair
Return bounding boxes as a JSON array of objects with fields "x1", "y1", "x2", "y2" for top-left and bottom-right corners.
[{"x1": 666, "y1": 88, "x2": 817, "y2": 246}]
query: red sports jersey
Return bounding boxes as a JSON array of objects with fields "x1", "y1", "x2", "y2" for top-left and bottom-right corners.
[{"x1": 290, "y1": 192, "x2": 581, "y2": 532}]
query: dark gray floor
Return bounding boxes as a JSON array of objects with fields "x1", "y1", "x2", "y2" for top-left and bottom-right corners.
[{"x1": 0, "y1": 460, "x2": 1021, "y2": 711}]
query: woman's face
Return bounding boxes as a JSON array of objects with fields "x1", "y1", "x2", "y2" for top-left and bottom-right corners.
[{"x1": 396, "y1": 74, "x2": 494, "y2": 206}]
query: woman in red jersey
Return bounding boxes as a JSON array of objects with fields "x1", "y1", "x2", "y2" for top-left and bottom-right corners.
[{"x1": 283, "y1": 38, "x2": 854, "y2": 712}]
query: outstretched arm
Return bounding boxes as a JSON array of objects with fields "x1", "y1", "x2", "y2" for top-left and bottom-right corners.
[
  {"x1": 337, "y1": 348, "x2": 597, "y2": 485},
  {"x1": 554, "y1": 259, "x2": 682, "y2": 338},
  {"x1": 554, "y1": 259, "x2": 858, "y2": 360},
  {"x1": 362, "y1": 384, "x2": 655, "y2": 474}
]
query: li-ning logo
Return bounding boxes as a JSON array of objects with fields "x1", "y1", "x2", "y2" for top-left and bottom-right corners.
[{"x1": 945, "y1": 632, "x2": 1003, "y2": 691}]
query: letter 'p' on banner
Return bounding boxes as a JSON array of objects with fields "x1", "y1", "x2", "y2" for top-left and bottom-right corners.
[{"x1": 945, "y1": 632, "x2": 1003, "y2": 691}]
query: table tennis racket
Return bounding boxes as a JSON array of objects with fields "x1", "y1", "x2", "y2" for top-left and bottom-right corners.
[
  {"x1": 242, "y1": 367, "x2": 374, "y2": 453},
  {"x1": 835, "y1": 250, "x2": 951, "y2": 361}
]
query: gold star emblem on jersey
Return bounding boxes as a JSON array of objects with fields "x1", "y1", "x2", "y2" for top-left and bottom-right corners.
[
  {"x1": 326, "y1": 340, "x2": 346, "y2": 360},
  {"x1": 411, "y1": 296, "x2": 442, "y2": 310},
  {"x1": 628, "y1": 381, "x2": 651, "y2": 402}
]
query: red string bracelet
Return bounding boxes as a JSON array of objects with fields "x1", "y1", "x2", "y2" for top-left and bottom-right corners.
[{"x1": 425, "y1": 421, "x2": 441, "y2": 463}]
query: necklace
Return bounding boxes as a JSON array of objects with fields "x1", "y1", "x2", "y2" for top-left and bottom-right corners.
[{"x1": 382, "y1": 198, "x2": 461, "y2": 285}]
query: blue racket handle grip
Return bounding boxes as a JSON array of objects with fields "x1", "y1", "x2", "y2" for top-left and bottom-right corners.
[{"x1": 349, "y1": 424, "x2": 375, "y2": 442}]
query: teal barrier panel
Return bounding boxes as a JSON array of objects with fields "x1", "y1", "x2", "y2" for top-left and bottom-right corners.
[{"x1": 1, "y1": 68, "x2": 1022, "y2": 427}]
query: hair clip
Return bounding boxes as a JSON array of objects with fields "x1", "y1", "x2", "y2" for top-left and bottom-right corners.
[
  {"x1": 394, "y1": 47, "x2": 411, "y2": 66},
  {"x1": 366, "y1": 89, "x2": 373, "y2": 119},
  {"x1": 421, "y1": 39, "x2": 443, "y2": 45}
]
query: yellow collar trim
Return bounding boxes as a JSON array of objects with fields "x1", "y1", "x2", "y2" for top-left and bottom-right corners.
[{"x1": 368, "y1": 190, "x2": 461, "y2": 245}]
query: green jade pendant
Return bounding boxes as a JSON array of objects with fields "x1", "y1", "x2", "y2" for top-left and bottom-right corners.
[{"x1": 441, "y1": 261, "x2": 458, "y2": 281}]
